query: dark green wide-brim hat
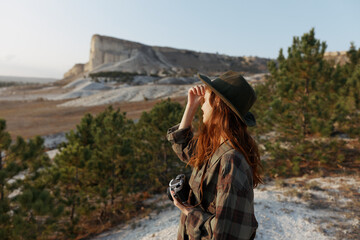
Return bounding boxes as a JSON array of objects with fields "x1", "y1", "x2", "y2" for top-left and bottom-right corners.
[{"x1": 198, "y1": 70, "x2": 257, "y2": 127}]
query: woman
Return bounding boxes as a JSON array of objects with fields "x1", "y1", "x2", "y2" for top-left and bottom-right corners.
[{"x1": 167, "y1": 71, "x2": 262, "y2": 240}]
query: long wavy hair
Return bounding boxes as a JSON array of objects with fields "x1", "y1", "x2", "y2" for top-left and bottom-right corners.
[{"x1": 188, "y1": 88, "x2": 263, "y2": 188}]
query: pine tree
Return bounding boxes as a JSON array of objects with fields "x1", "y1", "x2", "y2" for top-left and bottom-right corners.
[
  {"x1": 0, "y1": 119, "x2": 12, "y2": 239},
  {"x1": 328, "y1": 43, "x2": 360, "y2": 136},
  {"x1": 267, "y1": 28, "x2": 334, "y2": 138},
  {"x1": 0, "y1": 119, "x2": 56, "y2": 239},
  {"x1": 135, "y1": 99, "x2": 186, "y2": 192},
  {"x1": 253, "y1": 29, "x2": 358, "y2": 177},
  {"x1": 11, "y1": 136, "x2": 56, "y2": 240},
  {"x1": 0, "y1": 119, "x2": 12, "y2": 201},
  {"x1": 87, "y1": 106, "x2": 134, "y2": 219},
  {"x1": 50, "y1": 114, "x2": 96, "y2": 235}
]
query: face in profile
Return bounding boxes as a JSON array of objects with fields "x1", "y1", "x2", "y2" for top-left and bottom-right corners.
[{"x1": 201, "y1": 90, "x2": 213, "y2": 124}]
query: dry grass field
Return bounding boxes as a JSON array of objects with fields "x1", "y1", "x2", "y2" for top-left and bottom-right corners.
[{"x1": 0, "y1": 96, "x2": 187, "y2": 140}]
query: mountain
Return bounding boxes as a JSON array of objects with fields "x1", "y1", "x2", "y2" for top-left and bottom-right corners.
[
  {"x1": 63, "y1": 35, "x2": 271, "y2": 81},
  {"x1": 323, "y1": 51, "x2": 349, "y2": 66}
]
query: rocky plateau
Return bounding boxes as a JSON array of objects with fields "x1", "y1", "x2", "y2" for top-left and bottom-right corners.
[{"x1": 63, "y1": 34, "x2": 271, "y2": 82}]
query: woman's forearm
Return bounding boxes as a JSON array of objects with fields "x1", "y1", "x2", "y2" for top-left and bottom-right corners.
[
  {"x1": 179, "y1": 103, "x2": 198, "y2": 129},
  {"x1": 179, "y1": 85, "x2": 205, "y2": 129}
]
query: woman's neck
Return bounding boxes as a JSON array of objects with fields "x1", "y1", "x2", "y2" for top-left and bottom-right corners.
[{"x1": 219, "y1": 136, "x2": 227, "y2": 145}]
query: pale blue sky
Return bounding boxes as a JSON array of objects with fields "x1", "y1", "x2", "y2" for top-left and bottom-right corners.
[{"x1": 0, "y1": 0, "x2": 359, "y2": 78}]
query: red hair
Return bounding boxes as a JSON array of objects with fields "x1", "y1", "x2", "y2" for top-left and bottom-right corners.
[{"x1": 188, "y1": 89, "x2": 263, "y2": 188}]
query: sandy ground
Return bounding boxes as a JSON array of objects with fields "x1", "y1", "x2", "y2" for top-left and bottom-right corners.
[
  {"x1": 91, "y1": 176, "x2": 359, "y2": 240},
  {"x1": 0, "y1": 79, "x2": 191, "y2": 140},
  {"x1": 0, "y1": 97, "x2": 186, "y2": 140}
]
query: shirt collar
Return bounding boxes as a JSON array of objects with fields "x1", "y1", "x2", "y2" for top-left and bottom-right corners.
[{"x1": 208, "y1": 140, "x2": 233, "y2": 168}]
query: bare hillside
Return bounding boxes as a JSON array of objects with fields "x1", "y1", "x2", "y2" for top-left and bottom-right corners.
[{"x1": 64, "y1": 35, "x2": 270, "y2": 80}]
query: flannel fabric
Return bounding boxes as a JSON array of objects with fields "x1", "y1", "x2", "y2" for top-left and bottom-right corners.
[{"x1": 167, "y1": 124, "x2": 258, "y2": 240}]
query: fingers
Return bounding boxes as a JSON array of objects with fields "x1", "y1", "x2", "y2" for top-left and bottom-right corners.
[
  {"x1": 170, "y1": 191, "x2": 176, "y2": 201},
  {"x1": 171, "y1": 191, "x2": 180, "y2": 207},
  {"x1": 189, "y1": 85, "x2": 205, "y2": 96},
  {"x1": 187, "y1": 85, "x2": 206, "y2": 109},
  {"x1": 200, "y1": 85, "x2": 205, "y2": 96},
  {"x1": 171, "y1": 191, "x2": 191, "y2": 216}
]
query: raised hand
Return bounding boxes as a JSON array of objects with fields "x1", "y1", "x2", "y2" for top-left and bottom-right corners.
[
  {"x1": 187, "y1": 85, "x2": 206, "y2": 110},
  {"x1": 179, "y1": 85, "x2": 206, "y2": 129}
]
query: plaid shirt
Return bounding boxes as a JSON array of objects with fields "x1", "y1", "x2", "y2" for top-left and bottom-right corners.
[{"x1": 167, "y1": 124, "x2": 257, "y2": 240}]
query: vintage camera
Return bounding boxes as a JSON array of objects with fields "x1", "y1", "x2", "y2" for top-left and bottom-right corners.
[{"x1": 167, "y1": 174, "x2": 190, "y2": 203}]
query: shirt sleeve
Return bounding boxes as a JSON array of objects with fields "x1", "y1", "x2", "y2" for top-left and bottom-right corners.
[
  {"x1": 166, "y1": 124, "x2": 195, "y2": 163},
  {"x1": 185, "y1": 153, "x2": 257, "y2": 240}
]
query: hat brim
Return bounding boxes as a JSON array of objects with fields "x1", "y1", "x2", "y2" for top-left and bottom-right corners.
[{"x1": 197, "y1": 73, "x2": 256, "y2": 127}]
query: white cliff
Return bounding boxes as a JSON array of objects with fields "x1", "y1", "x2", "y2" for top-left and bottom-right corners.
[{"x1": 63, "y1": 34, "x2": 270, "y2": 80}]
